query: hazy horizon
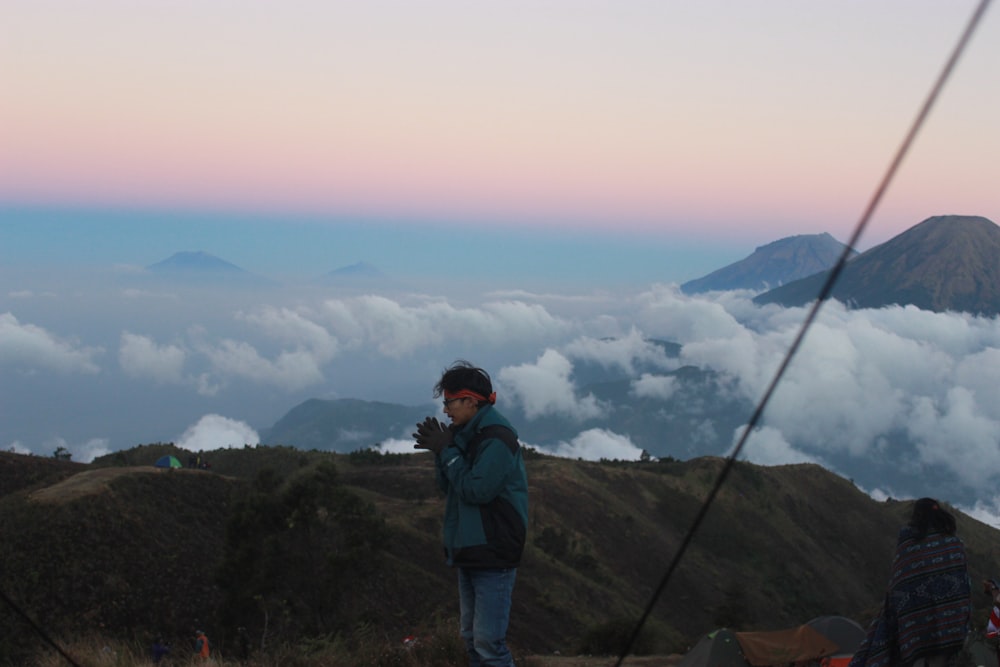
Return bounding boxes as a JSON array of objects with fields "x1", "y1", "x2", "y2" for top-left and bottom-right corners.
[{"x1": 3, "y1": 232, "x2": 1000, "y2": 526}]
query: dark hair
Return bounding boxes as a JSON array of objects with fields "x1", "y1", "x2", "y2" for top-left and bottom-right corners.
[
  {"x1": 908, "y1": 497, "x2": 956, "y2": 539},
  {"x1": 433, "y1": 360, "x2": 493, "y2": 405}
]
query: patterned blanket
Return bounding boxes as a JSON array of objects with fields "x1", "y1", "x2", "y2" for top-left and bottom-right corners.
[{"x1": 849, "y1": 527, "x2": 971, "y2": 667}]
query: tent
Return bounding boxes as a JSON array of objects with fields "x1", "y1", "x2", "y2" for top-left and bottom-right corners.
[
  {"x1": 154, "y1": 455, "x2": 182, "y2": 469},
  {"x1": 806, "y1": 616, "x2": 865, "y2": 656},
  {"x1": 737, "y1": 625, "x2": 840, "y2": 665},
  {"x1": 819, "y1": 658, "x2": 852, "y2": 667},
  {"x1": 678, "y1": 628, "x2": 750, "y2": 667},
  {"x1": 680, "y1": 618, "x2": 865, "y2": 667}
]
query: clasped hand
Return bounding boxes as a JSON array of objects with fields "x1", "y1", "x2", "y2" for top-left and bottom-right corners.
[{"x1": 412, "y1": 417, "x2": 453, "y2": 454}]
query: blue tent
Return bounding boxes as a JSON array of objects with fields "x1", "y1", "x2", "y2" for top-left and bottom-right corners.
[{"x1": 154, "y1": 455, "x2": 182, "y2": 469}]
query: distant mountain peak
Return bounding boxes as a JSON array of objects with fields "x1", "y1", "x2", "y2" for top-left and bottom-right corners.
[
  {"x1": 147, "y1": 251, "x2": 247, "y2": 273},
  {"x1": 316, "y1": 261, "x2": 387, "y2": 286},
  {"x1": 754, "y1": 215, "x2": 1000, "y2": 315},
  {"x1": 326, "y1": 261, "x2": 383, "y2": 278},
  {"x1": 681, "y1": 232, "x2": 853, "y2": 294},
  {"x1": 143, "y1": 251, "x2": 276, "y2": 288}
]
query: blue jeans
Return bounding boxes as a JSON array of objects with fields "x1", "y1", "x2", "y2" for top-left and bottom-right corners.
[{"x1": 458, "y1": 567, "x2": 517, "y2": 667}]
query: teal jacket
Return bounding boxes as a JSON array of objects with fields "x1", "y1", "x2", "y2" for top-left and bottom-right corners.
[{"x1": 436, "y1": 405, "x2": 529, "y2": 569}]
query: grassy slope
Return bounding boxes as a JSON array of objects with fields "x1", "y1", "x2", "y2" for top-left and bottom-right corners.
[{"x1": 2, "y1": 448, "x2": 999, "y2": 660}]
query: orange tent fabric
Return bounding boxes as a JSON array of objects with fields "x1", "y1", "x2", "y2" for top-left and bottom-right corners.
[
  {"x1": 820, "y1": 657, "x2": 854, "y2": 667},
  {"x1": 736, "y1": 625, "x2": 840, "y2": 666}
]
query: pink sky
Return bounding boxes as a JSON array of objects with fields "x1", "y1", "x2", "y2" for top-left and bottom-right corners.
[{"x1": 2, "y1": 1, "x2": 998, "y2": 250}]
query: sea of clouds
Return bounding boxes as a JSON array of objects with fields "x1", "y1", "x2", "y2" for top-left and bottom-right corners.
[{"x1": 3, "y1": 275, "x2": 1000, "y2": 525}]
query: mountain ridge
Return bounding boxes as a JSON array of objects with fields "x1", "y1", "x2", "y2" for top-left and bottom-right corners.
[
  {"x1": 4, "y1": 446, "x2": 999, "y2": 663},
  {"x1": 147, "y1": 250, "x2": 249, "y2": 273},
  {"x1": 753, "y1": 215, "x2": 1000, "y2": 314},
  {"x1": 681, "y1": 233, "x2": 853, "y2": 294},
  {"x1": 323, "y1": 260, "x2": 384, "y2": 279},
  {"x1": 144, "y1": 250, "x2": 278, "y2": 288}
]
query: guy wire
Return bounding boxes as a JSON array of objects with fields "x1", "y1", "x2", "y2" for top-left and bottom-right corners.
[
  {"x1": 612, "y1": 1, "x2": 993, "y2": 665},
  {"x1": 0, "y1": 587, "x2": 83, "y2": 666}
]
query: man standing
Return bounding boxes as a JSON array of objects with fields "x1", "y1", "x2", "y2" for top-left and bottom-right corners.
[{"x1": 414, "y1": 360, "x2": 529, "y2": 667}]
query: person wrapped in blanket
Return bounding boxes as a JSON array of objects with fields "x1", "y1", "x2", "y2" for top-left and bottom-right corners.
[
  {"x1": 983, "y1": 578, "x2": 1000, "y2": 664},
  {"x1": 849, "y1": 498, "x2": 971, "y2": 667},
  {"x1": 985, "y1": 580, "x2": 1000, "y2": 639}
]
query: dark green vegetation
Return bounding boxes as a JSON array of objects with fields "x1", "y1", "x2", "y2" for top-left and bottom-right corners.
[{"x1": 3, "y1": 445, "x2": 1000, "y2": 665}]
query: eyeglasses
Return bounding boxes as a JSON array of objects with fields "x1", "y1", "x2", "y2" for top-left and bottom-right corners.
[{"x1": 442, "y1": 397, "x2": 464, "y2": 407}]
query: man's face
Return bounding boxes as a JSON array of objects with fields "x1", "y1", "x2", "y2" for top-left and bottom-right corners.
[{"x1": 443, "y1": 396, "x2": 477, "y2": 426}]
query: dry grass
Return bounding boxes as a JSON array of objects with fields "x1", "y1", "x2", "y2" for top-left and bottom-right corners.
[
  {"x1": 6, "y1": 449, "x2": 1000, "y2": 665},
  {"x1": 525, "y1": 655, "x2": 683, "y2": 667},
  {"x1": 27, "y1": 466, "x2": 205, "y2": 504},
  {"x1": 33, "y1": 637, "x2": 682, "y2": 667}
]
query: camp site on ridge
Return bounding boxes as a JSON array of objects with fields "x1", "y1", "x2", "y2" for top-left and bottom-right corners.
[{"x1": 154, "y1": 454, "x2": 182, "y2": 469}]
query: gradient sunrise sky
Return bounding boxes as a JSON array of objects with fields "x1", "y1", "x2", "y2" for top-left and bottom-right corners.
[{"x1": 2, "y1": 1, "x2": 998, "y2": 280}]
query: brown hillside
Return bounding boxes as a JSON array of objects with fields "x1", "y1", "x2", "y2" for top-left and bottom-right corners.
[
  {"x1": 2, "y1": 448, "x2": 1000, "y2": 662},
  {"x1": 755, "y1": 215, "x2": 1000, "y2": 314},
  {"x1": 28, "y1": 465, "x2": 219, "y2": 504},
  {"x1": 0, "y1": 450, "x2": 85, "y2": 497},
  {"x1": 682, "y1": 233, "x2": 852, "y2": 294}
]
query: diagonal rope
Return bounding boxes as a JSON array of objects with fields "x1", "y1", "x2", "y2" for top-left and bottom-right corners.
[
  {"x1": 0, "y1": 587, "x2": 83, "y2": 666},
  {"x1": 613, "y1": 1, "x2": 992, "y2": 664}
]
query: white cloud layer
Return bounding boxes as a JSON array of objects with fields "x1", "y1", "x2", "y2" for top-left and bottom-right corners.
[
  {"x1": 532, "y1": 429, "x2": 646, "y2": 461},
  {"x1": 5, "y1": 274, "x2": 1000, "y2": 523},
  {"x1": 0, "y1": 312, "x2": 101, "y2": 374},
  {"x1": 319, "y1": 295, "x2": 570, "y2": 357},
  {"x1": 119, "y1": 332, "x2": 186, "y2": 383},
  {"x1": 375, "y1": 429, "x2": 646, "y2": 463},
  {"x1": 499, "y1": 349, "x2": 607, "y2": 421},
  {"x1": 631, "y1": 373, "x2": 679, "y2": 400},
  {"x1": 176, "y1": 414, "x2": 261, "y2": 451},
  {"x1": 730, "y1": 426, "x2": 821, "y2": 467},
  {"x1": 24, "y1": 436, "x2": 112, "y2": 464},
  {"x1": 561, "y1": 327, "x2": 673, "y2": 374},
  {"x1": 375, "y1": 437, "x2": 420, "y2": 455}
]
